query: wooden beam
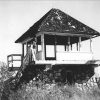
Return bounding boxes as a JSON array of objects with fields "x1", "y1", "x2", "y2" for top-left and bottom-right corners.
[
  {"x1": 90, "y1": 37, "x2": 92, "y2": 52},
  {"x1": 12, "y1": 55, "x2": 13, "y2": 67},
  {"x1": 41, "y1": 34, "x2": 45, "y2": 60},
  {"x1": 68, "y1": 37, "x2": 70, "y2": 51},
  {"x1": 42, "y1": 32, "x2": 91, "y2": 38},
  {"x1": 36, "y1": 32, "x2": 43, "y2": 37},
  {"x1": 26, "y1": 42, "x2": 28, "y2": 53},
  {"x1": 71, "y1": 44, "x2": 72, "y2": 51},
  {"x1": 79, "y1": 37, "x2": 81, "y2": 51},
  {"x1": 54, "y1": 35, "x2": 57, "y2": 60},
  {"x1": 22, "y1": 44, "x2": 24, "y2": 57},
  {"x1": 22, "y1": 44, "x2": 24, "y2": 65},
  {"x1": 22, "y1": 37, "x2": 33, "y2": 44},
  {"x1": 76, "y1": 43, "x2": 78, "y2": 51},
  {"x1": 65, "y1": 45, "x2": 66, "y2": 51},
  {"x1": 7, "y1": 56, "x2": 9, "y2": 68}
]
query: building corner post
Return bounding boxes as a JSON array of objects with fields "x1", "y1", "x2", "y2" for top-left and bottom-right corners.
[{"x1": 41, "y1": 34, "x2": 45, "y2": 60}]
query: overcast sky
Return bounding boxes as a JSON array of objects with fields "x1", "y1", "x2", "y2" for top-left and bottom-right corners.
[{"x1": 0, "y1": 0, "x2": 100, "y2": 63}]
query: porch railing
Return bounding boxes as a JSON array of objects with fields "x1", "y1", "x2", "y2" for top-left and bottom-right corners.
[
  {"x1": 56, "y1": 51, "x2": 93, "y2": 61},
  {"x1": 7, "y1": 54, "x2": 22, "y2": 71}
]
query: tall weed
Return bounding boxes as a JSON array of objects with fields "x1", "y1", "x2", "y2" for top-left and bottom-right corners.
[{"x1": 9, "y1": 81, "x2": 100, "y2": 100}]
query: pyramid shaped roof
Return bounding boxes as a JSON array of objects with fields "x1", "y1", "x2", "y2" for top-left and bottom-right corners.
[{"x1": 15, "y1": 8, "x2": 100, "y2": 43}]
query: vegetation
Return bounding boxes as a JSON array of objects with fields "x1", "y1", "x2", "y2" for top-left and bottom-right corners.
[
  {"x1": 8, "y1": 80, "x2": 100, "y2": 100},
  {"x1": 0, "y1": 61, "x2": 15, "y2": 100},
  {"x1": 0, "y1": 61, "x2": 100, "y2": 100}
]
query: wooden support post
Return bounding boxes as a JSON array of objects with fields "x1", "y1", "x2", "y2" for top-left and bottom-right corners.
[
  {"x1": 79, "y1": 37, "x2": 81, "y2": 51},
  {"x1": 12, "y1": 55, "x2": 13, "y2": 68},
  {"x1": 90, "y1": 37, "x2": 92, "y2": 52},
  {"x1": 35, "y1": 37, "x2": 37, "y2": 53},
  {"x1": 7, "y1": 56, "x2": 9, "y2": 68},
  {"x1": 54, "y1": 35, "x2": 57, "y2": 60},
  {"x1": 65, "y1": 45, "x2": 66, "y2": 51},
  {"x1": 66, "y1": 45, "x2": 69, "y2": 51},
  {"x1": 36, "y1": 37, "x2": 38, "y2": 53},
  {"x1": 26, "y1": 42, "x2": 28, "y2": 53},
  {"x1": 22, "y1": 44, "x2": 24, "y2": 65},
  {"x1": 41, "y1": 34, "x2": 45, "y2": 60},
  {"x1": 68, "y1": 37, "x2": 70, "y2": 51},
  {"x1": 76, "y1": 43, "x2": 78, "y2": 51},
  {"x1": 22, "y1": 44, "x2": 24, "y2": 57},
  {"x1": 71, "y1": 44, "x2": 72, "y2": 51}
]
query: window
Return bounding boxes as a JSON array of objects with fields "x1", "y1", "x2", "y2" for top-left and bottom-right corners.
[
  {"x1": 56, "y1": 45, "x2": 65, "y2": 52},
  {"x1": 46, "y1": 45, "x2": 55, "y2": 57}
]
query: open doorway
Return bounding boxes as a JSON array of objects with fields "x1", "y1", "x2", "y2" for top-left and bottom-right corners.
[{"x1": 66, "y1": 71, "x2": 74, "y2": 85}]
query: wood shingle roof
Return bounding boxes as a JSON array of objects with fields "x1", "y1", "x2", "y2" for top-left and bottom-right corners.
[{"x1": 15, "y1": 8, "x2": 100, "y2": 43}]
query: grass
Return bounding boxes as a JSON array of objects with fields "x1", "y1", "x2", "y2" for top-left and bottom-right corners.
[
  {"x1": 8, "y1": 81, "x2": 100, "y2": 100},
  {"x1": 0, "y1": 61, "x2": 100, "y2": 100}
]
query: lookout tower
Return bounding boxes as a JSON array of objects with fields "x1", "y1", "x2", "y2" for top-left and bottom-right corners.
[
  {"x1": 7, "y1": 8, "x2": 100, "y2": 84},
  {"x1": 14, "y1": 8, "x2": 100, "y2": 65}
]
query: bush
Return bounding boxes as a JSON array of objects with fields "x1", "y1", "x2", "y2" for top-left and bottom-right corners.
[
  {"x1": 0, "y1": 61, "x2": 100, "y2": 100},
  {"x1": 8, "y1": 81, "x2": 100, "y2": 100},
  {"x1": 0, "y1": 61, "x2": 14, "y2": 100}
]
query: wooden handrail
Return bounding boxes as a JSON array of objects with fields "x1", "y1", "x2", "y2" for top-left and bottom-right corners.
[
  {"x1": 7, "y1": 54, "x2": 22, "y2": 57},
  {"x1": 7, "y1": 54, "x2": 22, "y2": 70}
]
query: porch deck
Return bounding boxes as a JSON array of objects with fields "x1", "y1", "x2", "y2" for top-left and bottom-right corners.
[{"x1": 35, "y1": 60, "x2": 92, "y2": 65}]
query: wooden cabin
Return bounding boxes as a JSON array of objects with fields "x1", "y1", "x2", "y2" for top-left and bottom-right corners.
[
  {"x1": 7, "y1": 8, "x2": 100, "y2": 83},
  {"x1": 8, "y1": 8, "x2": 100, "y2": 70}
]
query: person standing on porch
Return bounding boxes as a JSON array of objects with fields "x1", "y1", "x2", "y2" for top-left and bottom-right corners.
[{"x1": 31, "y1": 41, "x2": 36, "y2": 61}]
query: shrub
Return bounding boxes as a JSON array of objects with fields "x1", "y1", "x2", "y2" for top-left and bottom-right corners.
[
  {"x1": 0, "y1": 61, "x2": 14, "y2": 99},
  {"x1": 8, "y1": 81, "x2": 100, "y2": 100}
]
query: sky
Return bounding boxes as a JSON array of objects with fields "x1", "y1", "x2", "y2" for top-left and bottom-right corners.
[{"x1": 0, "y1": 0, "x2": 100, "y2": 63}]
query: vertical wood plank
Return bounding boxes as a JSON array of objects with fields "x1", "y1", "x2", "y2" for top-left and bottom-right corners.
[
  {"x1": 76, "y1": 43, "x2": 78, "y2": 51},
  {"x1": 22, "y1": 44, "x2": 24, "y2": 65},
  {"x1": 90, "y1": 37, "x2": 92, "y2": 52},
  {"x1": 79, "y1": 37, "x2": 81, "y2": 51},
  {"x1": 71, "y1": 44, "x2": 72, "y2": 51},
  {"x1": 68, "y1": 37, "x2": 70, "y2": 51},
  {"x1": 26, "y1": 42, "x2": 28, "y2": 53},
  {"x1": 54, "y1": 35, "x2": 57, "y2": 60},
  {"x1": 12, "y1": 55, "x2": 13, "y2": 68},
  {"x1": 7, "y1": 56, "x2": 9, "y2": 68},
  {"x1": 41, "y1": 34, "x2": 45, "y2": 60}
]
